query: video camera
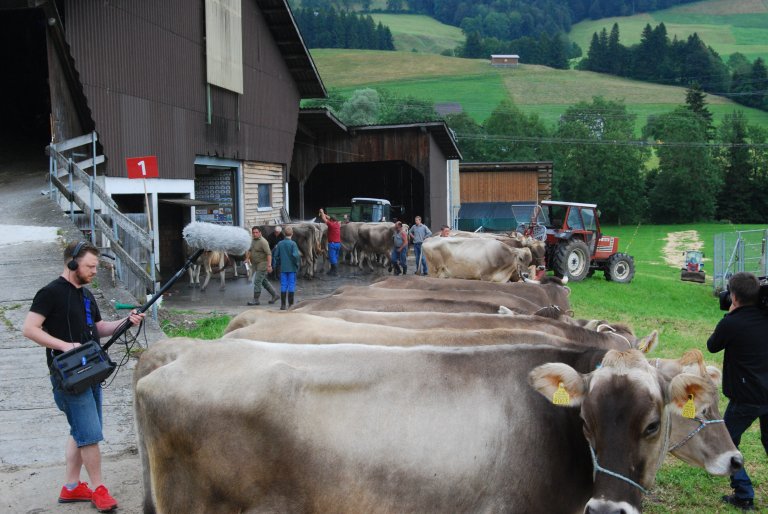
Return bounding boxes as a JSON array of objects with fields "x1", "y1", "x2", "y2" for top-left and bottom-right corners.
[{"x1": 719, "y1": 275, "x2": 768, "y2": 311}]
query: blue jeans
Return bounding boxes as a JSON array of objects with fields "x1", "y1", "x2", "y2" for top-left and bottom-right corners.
[
  {"x1": 50, "y1": 375, "x2": 103, "y2": 447},
  {"x1": 280, "y1": 272, "x2": 297, "y2": 293},
  {"x1": 328, "y1": 242, "x2": 341, "y2": 265},
  {"x1": 724, "y1": 401, "x2": 768, "y2": 499},
  {"x1": 413, "y1": 242, "x2": 427, "y2": 273},
  {"x1": 391, "y1": 247, "x2": 407, "y2": 270}
]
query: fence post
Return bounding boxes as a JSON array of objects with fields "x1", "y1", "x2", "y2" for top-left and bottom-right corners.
[
  {"x1": 89, "y1": 173, "x2": 96, "y2": 244},
  {"x1": 67, "y1": 158, "x2": 74, "y2": 222}
]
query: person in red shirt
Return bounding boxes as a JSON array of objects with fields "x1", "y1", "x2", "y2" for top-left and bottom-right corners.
[{"x1": 318, "y1": 208, "x2": 341, "y2": 276}]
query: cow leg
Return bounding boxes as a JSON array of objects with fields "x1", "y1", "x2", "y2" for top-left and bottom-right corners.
[
  {"x1": 219, "y1": 254, "x2": 227, "y2": 291},
  {"x1": 201, "y1": 264, "x2": 212, "y2": 292}
]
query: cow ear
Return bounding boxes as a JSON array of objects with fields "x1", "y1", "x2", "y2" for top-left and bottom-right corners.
[
  {"x1": 529, "y1": 363, "x2": 586, "y2": 407},
  {"x1": 637, "y1": 330, "x2": 659, "y2": 353},
  {"x1": 668, "y1": 374, "x2": 715, "y2": 417},
  {"x1": 706, "y1": 365, "x2": 722, "y2": 386}
]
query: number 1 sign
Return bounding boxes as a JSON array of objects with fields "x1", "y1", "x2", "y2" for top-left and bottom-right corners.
[{"x1": 126, "y1": 156, "x2": 159, "y2": 179}]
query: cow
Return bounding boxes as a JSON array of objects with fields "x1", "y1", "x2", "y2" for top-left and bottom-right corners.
[
  {"x1": 303, "y1": 284, "x2": 560, "y2": 313},
  {"x1": 198, "y1": 251, "x2": 241, "y2": 291},
  {"x1": 340, "y1": 221, "x2": 365, "y2": 265},
  {"x1": 134, "y1": 340, "x2": 740, "y2": 514},
  {"x1": 369, "y1": 275, "x2": 572, "y2": 314},
  {"x1": 356, "y1": 222, "x2": 395, "y2": 271},
  {"x1": 223, "y1": 309, "x2": 655, "y2": 351},
  {"x1": 422, "y1": 236, "x2": 533, "y2": 282},
  {"x1": 283, "y1": 223, "x2": 322, "y2": 279}
]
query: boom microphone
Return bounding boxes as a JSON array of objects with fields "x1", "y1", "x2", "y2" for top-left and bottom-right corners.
[
  {"x1": 103, "y1": 222, "x2": 251, "y2": 351},
  {"x1": 183, "y1": 221, "x2": 251, "y2": 255}
]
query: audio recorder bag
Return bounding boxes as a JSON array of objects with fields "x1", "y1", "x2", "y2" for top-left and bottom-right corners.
[{"x1": 52, "y1": 340, "x2": 116, "y2": 394}]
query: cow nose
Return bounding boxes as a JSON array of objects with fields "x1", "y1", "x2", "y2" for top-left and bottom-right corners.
[{"x1": 731, "y1": 454, "x2": 744, "y2": 472}]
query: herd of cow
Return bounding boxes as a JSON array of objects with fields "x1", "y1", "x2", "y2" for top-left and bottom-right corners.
[
  {"x1": 187, "y1": 221, "x2": 547, "y2": 292},
  {"x1": 134, "y1": 273, "x2": 743, "y2": 514}
]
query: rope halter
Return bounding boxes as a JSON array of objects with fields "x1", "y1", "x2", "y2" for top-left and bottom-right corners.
[{"x1": 668, "y1": 416, "x2": 725, "y2": 452}]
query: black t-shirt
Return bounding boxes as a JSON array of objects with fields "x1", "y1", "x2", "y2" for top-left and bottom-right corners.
[{"x1": 29, "y1": 277, "x2": 102, "y2": 369}]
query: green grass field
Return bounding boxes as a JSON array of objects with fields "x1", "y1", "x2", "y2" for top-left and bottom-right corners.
[
  {"x1": 312, "y1": 49, "x2": 768, "y2": 131},
  {"x1": 569, "y1": 0, "x2": 768, "y2": 63},
  {"x1": 369, "y1": 13, "x2": 464, "y2": 54},
  {"x1": 163, "y1": 222, "x2": 768, "y2": 512}
]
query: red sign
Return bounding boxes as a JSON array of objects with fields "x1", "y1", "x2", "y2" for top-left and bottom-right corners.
[{"x1": 126, "y1": 156, "x2": 159, "y2": 179}]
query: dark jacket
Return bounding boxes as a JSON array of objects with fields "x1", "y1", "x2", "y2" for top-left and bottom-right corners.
[{"x1": 707, "y1": 305, "x2": 768, "y2": 404}]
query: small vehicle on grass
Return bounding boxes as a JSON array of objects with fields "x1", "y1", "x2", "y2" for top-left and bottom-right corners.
[{"x1": 681, "y1": 250, "x2": 706, "y2": 283}]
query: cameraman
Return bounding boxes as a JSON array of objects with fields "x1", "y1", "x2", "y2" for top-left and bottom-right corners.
[
  {"x1": 707, "y1": 271, "x2": 768, "y2": 511},
  {"x1": 22, "y1": 241, "x2": 144, "y2": 512}
]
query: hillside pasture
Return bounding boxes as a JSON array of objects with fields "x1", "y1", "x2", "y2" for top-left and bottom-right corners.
[
  {"x1": 312, "y1": 50, "x2": 768, "y2": 131},
  {"x1": 368, "y1": 14, "x2": 464, "y2": 54},
  {"x1": 569, "y1": 0, "x2": 768, "y2": 63}
]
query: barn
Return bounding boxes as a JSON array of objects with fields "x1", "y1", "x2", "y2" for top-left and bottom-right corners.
[{"x1": 1, "y1": 0, "x2": 461, "y2": 283}]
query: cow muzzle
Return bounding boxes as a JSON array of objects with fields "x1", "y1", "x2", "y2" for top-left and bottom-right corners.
[{"x1": 584, "y1": 499, "x2": 640, "y2": 514}]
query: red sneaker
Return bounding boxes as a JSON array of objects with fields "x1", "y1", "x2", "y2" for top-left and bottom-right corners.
[
  {"x1": 58, "y1": 481, "x2": 93, "y2": 503},
  {"x1": 91, "y1": 485, "x2": 118, "y2": 512}
]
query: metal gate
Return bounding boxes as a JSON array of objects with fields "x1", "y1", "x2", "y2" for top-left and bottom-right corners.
[{"x1": 713, "y1": 229, "x2": 768, "y2": 293}]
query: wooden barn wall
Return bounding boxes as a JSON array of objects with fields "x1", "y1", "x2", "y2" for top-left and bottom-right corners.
[
  {"x1": 243, "y1": 161, "x2": 284, "y2": 226},
  {"x1": 62, "y1": 0, "x2": 301, "y2": 180},
  {"x1": 427, "y1": 136, "x2": 447, "y2": 228},
  {"x1": 290, "y1": 128, "x2": 432, "y2": 184},
  {"x1": 460, "y1": 171, "x2": 539, "y2": 202},
  {"x1": 48, "y1": 37, "x2": 84, "y2": 143}
]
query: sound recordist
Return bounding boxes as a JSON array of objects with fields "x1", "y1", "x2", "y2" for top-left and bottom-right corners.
[{"x1": 22, "y1": 240, "x2": 144, "y2": 512}]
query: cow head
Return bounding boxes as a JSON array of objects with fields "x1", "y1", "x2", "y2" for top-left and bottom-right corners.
[
  {"x1": 652, "y1": 350, "x2": 743, "y2": 476},
  {"x1": 529, "y1": 349, "x2": 715, "y2": 514}
]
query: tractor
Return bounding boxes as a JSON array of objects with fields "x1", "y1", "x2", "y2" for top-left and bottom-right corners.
[
  {"x1": 516, "y1": 200, "x2": 635, "y2": 283},
  {"x1": 680, "y1": 250, "x2": 705, "y2": 283}
]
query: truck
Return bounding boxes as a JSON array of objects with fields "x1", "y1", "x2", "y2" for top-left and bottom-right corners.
[{"x1": 348, "y1": 197, "x2": 403, "y2": 222}]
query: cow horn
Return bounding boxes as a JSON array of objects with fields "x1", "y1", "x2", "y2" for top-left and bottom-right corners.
[
  {"x1": 498, "y1": 306, "x2": 515, "y2": 315},
  {"x1": 561, "y1": 276, "x2": 569, "y2": 285},
  {"x1": 522, "y1": 275, "x2": 540, "y2": 284}
]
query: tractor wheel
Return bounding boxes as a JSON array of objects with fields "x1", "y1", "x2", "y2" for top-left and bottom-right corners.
[
  {"x1": 605, "y1": 253, "x2": 635, "y2": 283},
  {"x1": 553, "y1": 240, "x2": 590, "y2": 282}
]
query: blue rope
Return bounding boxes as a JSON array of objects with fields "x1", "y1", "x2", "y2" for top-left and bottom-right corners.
[
  {"x1": 589, "y1": 445, "x2": 649, "y2": 494},
  {"x1": 668, "y1": 417, "x2": 725, "y2": 452}
]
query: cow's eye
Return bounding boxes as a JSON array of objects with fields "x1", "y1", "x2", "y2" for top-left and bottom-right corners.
[{"x1": 643, "y1": 421, "x2": 660, "y2": 437}]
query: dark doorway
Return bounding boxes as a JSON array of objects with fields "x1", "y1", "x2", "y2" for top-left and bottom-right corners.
[
  {"x1": 158, "y1": 196, "x2": 191, "y2": 278},
  {"x1": 0, "y1": 8, "x2": 51, "y2": 158},
  {"x1": 292, "y1": 160, "x2": 425, "y2": 224}
]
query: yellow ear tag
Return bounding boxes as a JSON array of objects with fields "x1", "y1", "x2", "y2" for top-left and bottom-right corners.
[
  {"x1": 553, "y1": 382, "x2": 570, "y2": 406},
  {"x1": 682, "y1": 394, "x2": 696, "y2": 419}
]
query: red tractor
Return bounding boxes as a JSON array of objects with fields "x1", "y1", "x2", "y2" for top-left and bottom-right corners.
[{"x1": 517, "y1": 201, "x2": 635, "y2": 283}]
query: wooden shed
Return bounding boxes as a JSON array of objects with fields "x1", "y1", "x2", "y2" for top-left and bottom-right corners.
[
  {"x1": 458, "y1": 161, "x2": 552, "y2": 231},
  {"x1": 490, "y1": 54, "x2": 519, "y2": 67},
  {"x1": 291, "y1": 109, "x2": 462, "y2": 229}
]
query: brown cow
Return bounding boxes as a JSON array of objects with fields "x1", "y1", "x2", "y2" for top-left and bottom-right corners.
[
  {"x1": 223, "y1": 309, "x2": 657, "y2": 351},
  {"x1": 369, "y1": 275, "x2": 572, "y2": 314},
  {"x1": 422, "y1": 236, "x2": 533, "y2": 282},
  {"x1": 134, "y1": 340, "x2": 740, "y2": 514},
  {"x1": 356, "y1": 222, "x2": 395, "y2": 271}
]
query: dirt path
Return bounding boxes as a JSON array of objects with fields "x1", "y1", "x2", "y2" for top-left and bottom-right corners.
[{"x1": 662, "y1": 230, "x2": 704, "y2": 268}]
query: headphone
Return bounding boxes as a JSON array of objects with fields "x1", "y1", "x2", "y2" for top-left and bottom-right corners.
[{"x1": 67, "y1": 241, "x2": 87, "y2": 271}]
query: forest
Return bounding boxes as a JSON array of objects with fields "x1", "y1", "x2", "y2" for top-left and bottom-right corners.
[
  {"x1": 293, "y1": 7, "x2": 395, "y2": 50},
  {"x1": 580, "y1": 23, "x2": 768, "y2": 112}
]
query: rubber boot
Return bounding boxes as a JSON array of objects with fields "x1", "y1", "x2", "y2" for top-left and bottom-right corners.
[
  {"x1": 280, "y1": 292, "x2": 287, "y2": 310},
  {"x1": 402, "y1": 264, "x2": 407, "y2": 276},
  {"x1": 393, "y1": 263, "x2": 401, "y2": 275},
  {"x1": 268, "y1": 289, "x2": 279, "y2": 304},
  {"x1": 247, "y1": 295, "x2": 260, "y2": 306},
  {"x1": 329, "y1": 263, "x2": 338, "y2": 276},
  {"x1": 288, "y1": 292, "x2": 294, "y2": 307}
]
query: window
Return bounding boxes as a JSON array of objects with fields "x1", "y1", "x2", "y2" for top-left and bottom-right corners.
[{"x1": 258, "y1": 184, "x2": 272, "y2": 209}]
